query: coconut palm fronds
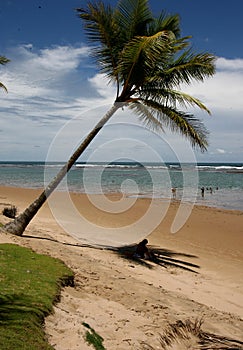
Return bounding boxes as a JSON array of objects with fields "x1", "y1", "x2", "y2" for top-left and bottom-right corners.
[{"x1": 142, "y1": 319, "x2": 243, "y2": 349}]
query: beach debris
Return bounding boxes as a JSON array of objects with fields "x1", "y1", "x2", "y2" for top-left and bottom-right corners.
[
  {"x1": 142, "y1": 318, "x2": 243, "y2": 349},
  {"x1": 2, "y1": 205, "x2": 17, "y2": 219}
]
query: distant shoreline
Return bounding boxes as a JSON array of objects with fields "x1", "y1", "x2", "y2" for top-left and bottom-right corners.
[
  {"x1": 0, "y1": 184, "x2": 242, "y2": 215},
  {"x1": 1, "y1": 160, "x2": 243, "y2": 211}
]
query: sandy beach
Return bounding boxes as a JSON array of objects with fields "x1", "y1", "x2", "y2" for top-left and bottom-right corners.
[{"x1": 0, "y1": 185, "x2": 243, "y2": 349}]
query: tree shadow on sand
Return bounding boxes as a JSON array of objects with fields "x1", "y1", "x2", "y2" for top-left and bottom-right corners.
[
  {"x1": 112, "y1": 244, "x2": 200, "y2": 273},
  {"x1": 22, "y1": 234, "x2": 200, "y2": 273}
]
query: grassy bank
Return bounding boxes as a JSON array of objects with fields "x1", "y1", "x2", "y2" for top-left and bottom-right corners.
[{"x1": 0, "y1": 243, "x2": 74, "y2": 350}]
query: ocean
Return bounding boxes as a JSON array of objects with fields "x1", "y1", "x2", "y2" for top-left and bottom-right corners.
[{"x1": 0, "y1": 161, "x2": 243, "y2": 211}]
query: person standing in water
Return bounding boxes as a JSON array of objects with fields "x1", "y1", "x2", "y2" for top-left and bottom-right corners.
[{"x1": 201, "y1": 187, "x2": 205, "y2": 198}]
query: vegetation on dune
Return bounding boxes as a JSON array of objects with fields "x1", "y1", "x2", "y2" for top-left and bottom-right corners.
[
  {"x1": 0, "y1": 243, "x2": 74, "y2": 350},
  {"x1": 0, "y1": 242, "x2": 242, "y2": 349},
  {"x1": 83, "y1": 322, "x2": 106, "y2": 350}
]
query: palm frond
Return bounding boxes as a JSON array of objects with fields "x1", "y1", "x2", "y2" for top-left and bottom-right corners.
[
  {"x1": 116, "y1": 0, "x2": 153, "y2": 39},
  {"x1": 164, "y1": 50, "x2": 216, "y2": 86},
  {"x1": 128, "y1": 100, "x2": 165, "y2": 131},
  {"x1": 76, "y1": 2, "x2": 121, "y2": 80},
  {"x1": 118, "y1": 31, "x2": 172, "y2": 91},
  {"x1": 77, "y1": 2, "x2": 115, "y2": 43},
  {"x1": 0, "y1": 56, "x2": 10, "y2": 65},
  {"x1": 167, "y1": 90, "x2": 211, "y2": 114},
  {"x1": 0, "y1": 56, "x2": 9, "y2": 92},
  {"x1": 139, "y1": 86, "x2": 211, "y2": 114},
  {"x1": 142, "y1": 319, "x2": 243, "y2": 349},
  {"x1": 147, "y1": 12, "x2": 181, "y2": 38},
  {"x1": 0, "y1": 82, "x2": 8, "y2": 92},
  {"x1": 141, "y1": 99, "x2": 209, "y2": 151}
]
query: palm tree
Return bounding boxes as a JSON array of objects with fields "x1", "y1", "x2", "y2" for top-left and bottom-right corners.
[
  {"x1": 0, "y1": 55, "x2": 9, "y2": 92},
  {"x1": 2, "y1": 0, "x2": 215, "y2": 236}
]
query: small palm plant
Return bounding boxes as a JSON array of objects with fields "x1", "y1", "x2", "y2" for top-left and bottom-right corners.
[{"x1": 2, "y1": 0, "x2": 215, "y2": 236}]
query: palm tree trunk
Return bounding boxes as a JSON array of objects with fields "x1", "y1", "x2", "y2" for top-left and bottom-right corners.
[{"x1": 2, "y1": 103, "x2": 121, "y2": 236}]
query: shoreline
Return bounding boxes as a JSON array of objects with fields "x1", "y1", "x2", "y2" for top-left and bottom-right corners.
[
  {"x1": 0, "y1": 185, "x2": 243, "y2": 348},
  {"x1": 1, "y1": 183, "x2": 243, "y2": 214}
]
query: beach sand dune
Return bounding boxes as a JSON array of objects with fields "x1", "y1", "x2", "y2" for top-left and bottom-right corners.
[{"x1": 0, "y1": 186, "x2": 243, "y2": 349}]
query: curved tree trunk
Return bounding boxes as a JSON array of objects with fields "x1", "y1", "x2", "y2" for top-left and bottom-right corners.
[{"x1": 2, "y1": 103, "x2": 121, "y2": 236}]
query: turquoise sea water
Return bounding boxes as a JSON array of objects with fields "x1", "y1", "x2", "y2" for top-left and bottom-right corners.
[{"x1": 0, "y1": 161, "x2": 243, "y2": 211}]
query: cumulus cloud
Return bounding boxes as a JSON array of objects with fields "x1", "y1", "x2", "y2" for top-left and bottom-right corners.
[
  {"x1": 181, "y1": 57, "x2": 243, "y2": 112},
  {"x1": 31, "y1": 45, "x2": 90, "y2": 71},
  {"x1": 216, "y1": 57, "x2": 243, "y2": 71}
]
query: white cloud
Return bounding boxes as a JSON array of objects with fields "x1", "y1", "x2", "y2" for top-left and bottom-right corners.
[
  {"x1": 31, "y1": 45, "x2": 90, "y2": 72},
  {"x1": 0, "y1": 44, "x2": 102, "y2": 160},
  {"x1": 0, "y1": 49, "x2": 243, "y2": 162},
  {"x1": 181, "y1": 58, "x2": 243, "y2": 112},
  {"x1": 216, "y1": 57, "x2": 243, "y2": 71},
  {"x1": 2, "y1": 44, "x2": 91, "y2": 96},
  {"x1": 216, "y1": 148, "x2": 226, "y2": 154},
  {"x1": 88, "y1": 74, "x2": 116, "y2": 101}
]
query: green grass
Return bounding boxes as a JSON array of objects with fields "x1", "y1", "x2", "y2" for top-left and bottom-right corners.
[
  {"x1": 83, "y1": 322, "x2": 106, "y2": 350},
  {"x1": 0, "y1": 243, "x2": 74, "y2": 350}
]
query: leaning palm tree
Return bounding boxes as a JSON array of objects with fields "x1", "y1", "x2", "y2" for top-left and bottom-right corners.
[
  {"x1": 0, "y1": 55, "x2": 9, "y2": 92},
  {"x1": 2, "y1": 0, "x2": 215, "y2": 236}
]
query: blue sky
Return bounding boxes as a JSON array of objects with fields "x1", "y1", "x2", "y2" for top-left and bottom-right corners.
[{"x1": 0, "y1": 0, "x2": 243, "y2": 163}]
